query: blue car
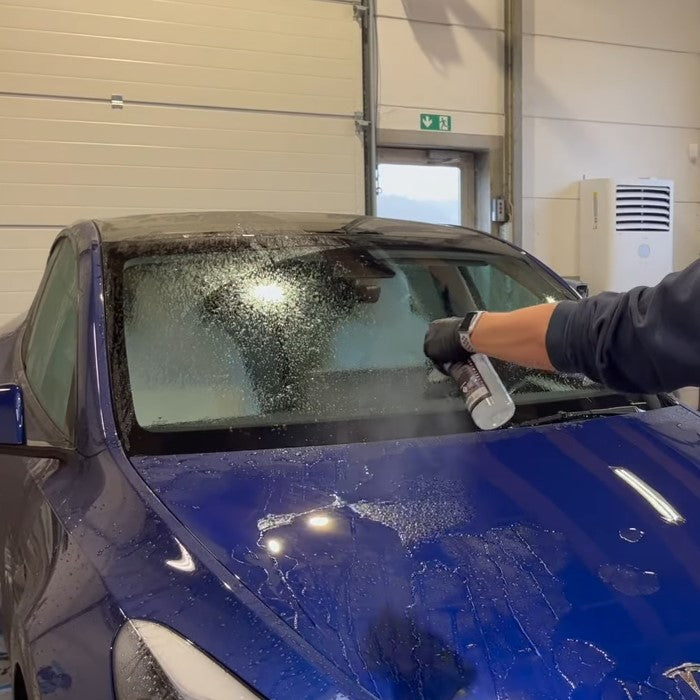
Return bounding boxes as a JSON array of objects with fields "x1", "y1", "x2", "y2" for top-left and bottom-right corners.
[{"x1": 0, "y1": 212, "x2": 698, "y2": 699}]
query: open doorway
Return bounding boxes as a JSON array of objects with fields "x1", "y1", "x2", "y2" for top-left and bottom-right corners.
[{"x1": 377, "y1": 148, "x2": 477, "y2": 228}]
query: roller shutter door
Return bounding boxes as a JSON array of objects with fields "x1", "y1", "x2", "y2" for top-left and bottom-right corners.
[{"x1": 0, "y1": 0, "x2": 366, "y2": 325}]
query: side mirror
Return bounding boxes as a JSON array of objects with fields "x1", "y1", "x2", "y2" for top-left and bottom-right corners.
[{"x1": 0, "y1": 384, "x2": 26, "y2": 445}]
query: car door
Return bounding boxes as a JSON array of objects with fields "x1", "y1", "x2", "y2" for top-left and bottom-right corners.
[{"x1": 0, "y1": 237, "x2": 79, "y2": 692}]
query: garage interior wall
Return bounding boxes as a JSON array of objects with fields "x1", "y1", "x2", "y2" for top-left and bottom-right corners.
[
  {"x1": 0, "y1": 0, "x2": 365, "y2": 327},
  {"x1": 521, "y1": 0, "x2": 700, "y2": 278},
  {"x1": 375, "y1": 0, "x2": 505, "y2": 232},
  {"x1": 377, "y1": 0, "x2": 504, "y2": 139}
]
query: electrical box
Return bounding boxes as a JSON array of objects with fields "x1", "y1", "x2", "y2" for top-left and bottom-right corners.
[{"x1": 579, "y1": 178, "x2": 673, "y2": 294}]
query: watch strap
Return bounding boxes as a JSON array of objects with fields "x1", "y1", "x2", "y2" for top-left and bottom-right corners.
[{"x1": 458, "y1": 311, "x2": 484, "y2": 353}]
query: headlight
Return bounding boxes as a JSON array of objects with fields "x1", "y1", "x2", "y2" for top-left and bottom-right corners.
[{"x1": 113, "y1": 619, "x2": 261, "y2": 700}]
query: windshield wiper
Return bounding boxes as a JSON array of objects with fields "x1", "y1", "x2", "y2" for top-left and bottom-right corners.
[{"x1": 514, "y1": 404, "x2": 643, "y2": 428}]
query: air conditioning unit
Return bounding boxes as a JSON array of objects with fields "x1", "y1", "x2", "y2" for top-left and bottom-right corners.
[{"x1": 579, "y1": 178, "x2": 673, "y2": 294}]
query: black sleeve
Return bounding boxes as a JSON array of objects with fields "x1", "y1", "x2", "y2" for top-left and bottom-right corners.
[{"x1": 545, "y1": 259, "x2": 700, "y2": 393}]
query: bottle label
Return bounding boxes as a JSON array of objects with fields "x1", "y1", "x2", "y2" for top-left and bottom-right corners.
[{"x1": 451, "y1": 360, "x2": 491, "y2": 412}]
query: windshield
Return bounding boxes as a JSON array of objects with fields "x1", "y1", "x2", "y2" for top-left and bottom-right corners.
[{"x1": 106, "y1": 233, "x2": 641, "y2": 453}]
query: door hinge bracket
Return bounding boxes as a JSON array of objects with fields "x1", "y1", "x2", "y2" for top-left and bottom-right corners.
[
  {"x1": 353, "y1": 4, "x2": 368, "y2": 23},
  {"x1": 354, "y1": 112, "x2": 370, "y2": 135}
]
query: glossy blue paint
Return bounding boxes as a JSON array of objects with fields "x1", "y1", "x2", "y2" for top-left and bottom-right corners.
[
  {"x1": 133, "y1": 407, "x2": 700, "y2": 699},
  {"x1": 1, "y1": 215, "x2": 700, "y2": 699},
  {"x1": 0, "y1": 385, "x2": 24, "y2": 446},
  {"x1": 0, "y1": 225, "x2": 369, "y2": 700}
]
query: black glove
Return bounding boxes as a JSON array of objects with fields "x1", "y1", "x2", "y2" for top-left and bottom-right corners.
[{"x1": 423, "y1": 317, "x2": 471, "y2": 367}]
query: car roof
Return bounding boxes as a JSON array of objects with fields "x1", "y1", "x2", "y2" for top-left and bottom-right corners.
[{"x1": 92, "y1": 211, "x2": 520, "y2": 257}]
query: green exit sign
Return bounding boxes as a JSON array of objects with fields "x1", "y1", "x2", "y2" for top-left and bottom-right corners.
[{"x1": 420, "y1": 113, "x2": 452, "y2": 131}]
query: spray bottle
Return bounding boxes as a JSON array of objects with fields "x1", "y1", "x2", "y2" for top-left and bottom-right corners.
[{"x1": 447, "y1": 354, "x2": 515, "y2": 430}]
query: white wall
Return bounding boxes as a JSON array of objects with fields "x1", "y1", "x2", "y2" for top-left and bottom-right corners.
[
  {"x1": 377, "y1": 0, "x2": 504, "y2": 138},
  {"x1": 522, "y1": 0, "x2": 700, "y2": 276}
]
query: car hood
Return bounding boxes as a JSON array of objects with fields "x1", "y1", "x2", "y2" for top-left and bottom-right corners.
[{"x1": 133, "y1": 406, "x2": 700, "y2": 699}]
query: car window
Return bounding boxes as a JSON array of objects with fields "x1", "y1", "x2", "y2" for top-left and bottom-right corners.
[
  {"x1": 461, "y1": 262, "x2": 554, "y2": 311},
  {"x1": 116, "y1": 239, "x2": 599, "y2": 440},
  {"x1": 24, "y1": 239, "x2": 78, "y2": 437}
]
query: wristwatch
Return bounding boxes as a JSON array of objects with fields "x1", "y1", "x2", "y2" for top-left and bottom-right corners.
[{"x1": 457, "y1": 310, "x2": 484, "y2": 353}]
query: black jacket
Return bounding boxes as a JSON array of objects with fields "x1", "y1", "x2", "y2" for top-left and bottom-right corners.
[{"x1": 546, "y1": 260, "x2": 700, "y2": 393}]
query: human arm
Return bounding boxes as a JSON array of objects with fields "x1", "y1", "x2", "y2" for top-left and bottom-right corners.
[
  {"x1": 424, "y1": 259, "x2": 700, "y2": 394},
  {"x1": 543, "y1": 260, "x2": 700, "y2": 393},
  {"x1": 469, "y1": 304, "x2": 557, "y2": 371}
]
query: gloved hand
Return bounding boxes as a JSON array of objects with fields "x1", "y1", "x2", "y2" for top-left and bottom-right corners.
[{"x1": 423, "y1": 317, "x2": 471, "y2": 367}]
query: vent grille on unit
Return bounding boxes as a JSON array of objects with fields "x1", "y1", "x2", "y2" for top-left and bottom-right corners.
[{"x1": 615, "y1": 185, "x2": 671, "y2": 232}]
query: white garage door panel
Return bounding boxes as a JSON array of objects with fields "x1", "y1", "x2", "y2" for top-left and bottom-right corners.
[
  {"x1": 0, "y1": 53, "x2": 358, "y2": 117},
  {"x1": 3, "y1": 199, "x2": 359, "y2": 227},
  {"x1": 0, "y1": 99, "x2": 358, "y2": 160},
  {"x1": 0, "y1": 1, "x2": 362, "y2": 115},
  {"x1": 3, "y1": 163, "x2": 355, "y2": 194},
  {"x1": 1, "y1": 28, "x2": 353, "y2": 80},
  {"x1": 2, "y1": 5, "x2": 354, "y2": 62},
  {"x1": 2, "y1": 182, "x2": 358, "y2": 211},
  {"x1": 0, "y1": 270, "x2": 44, "y2": 293},
  {"x1": 0, "y1": 292, "x2": 34, "y2": 326},
  {"x1": 0, "y1": 97, "x2": 365, "y2": 224},
  {"x1": 6, "y1": 0, "x2": 356, "y2": 37},
  {"x1": 0, "y1": 0, "x2": 366, "y2": 321},
  {"x1": 2, "y1": 190, "x2": 362, "y2": 226},
  {"x1": 2, "y1": 140, "x2": 354, "y2": 176},
  {"x1": 0, "y1": 248, "x2": 50, "y2": 271},
  {"x1": 0, "y1": 227, "x2": 58, "y2": 326},
  {"x1": 0, "y1": 229, "x2": 56, "y2": 257}
]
